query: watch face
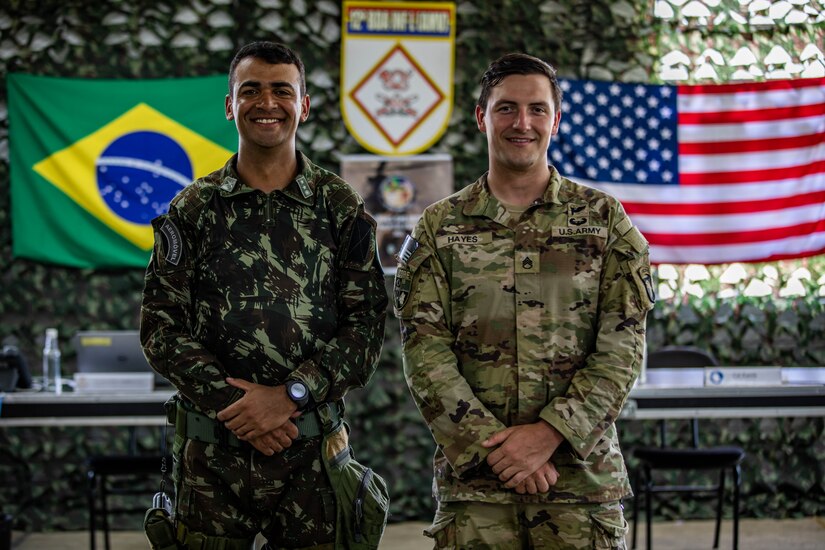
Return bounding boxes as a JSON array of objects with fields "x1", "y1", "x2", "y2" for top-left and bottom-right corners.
[{"x1": 289, "y1": 382, "x2": 308, "y2": 400}]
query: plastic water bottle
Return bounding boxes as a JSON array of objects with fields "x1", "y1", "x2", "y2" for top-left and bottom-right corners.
[{"x1": 42, "y1": 328, "x2": 62, "y2": 394}]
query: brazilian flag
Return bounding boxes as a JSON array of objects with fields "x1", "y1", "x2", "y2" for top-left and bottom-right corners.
[{"x1": 8, "y1": 74, "x2": 235, "y2": 268}]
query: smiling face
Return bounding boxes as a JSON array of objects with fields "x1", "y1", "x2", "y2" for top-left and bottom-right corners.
[
  {"x1": 476, "y1": 73, "x2": 561, "y2": 177},
  {"x1": 225, "y1": 57, "x2": 310, "y2": 153}
]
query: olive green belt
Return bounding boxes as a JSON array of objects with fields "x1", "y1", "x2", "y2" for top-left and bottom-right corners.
[{"x1": 176, "y1": 402, "x2": 342, "y2": 448}]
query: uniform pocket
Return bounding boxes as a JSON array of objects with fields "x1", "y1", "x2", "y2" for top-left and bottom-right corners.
[
  {"x1": 590, "y1": 504, "x2": 628, "y2": 549},
  {"x1": 423, "y1": 509, "x2": 457, "y2": 549}
]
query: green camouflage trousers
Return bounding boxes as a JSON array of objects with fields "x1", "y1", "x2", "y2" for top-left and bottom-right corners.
[
  {"x1": 424, "y1": 500, "x2": 628, "y2": 550},
  {"x1": 174, "y1": 436, "x2": 336, "y2": 549}
]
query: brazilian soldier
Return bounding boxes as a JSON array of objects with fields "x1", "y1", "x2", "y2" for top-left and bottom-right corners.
[
  {"x1": 396, "y1": 53, "x2": 655, "y2": 549},
  {"x1": 140, "y1": 41, "x2": 388, "y2": 549}
]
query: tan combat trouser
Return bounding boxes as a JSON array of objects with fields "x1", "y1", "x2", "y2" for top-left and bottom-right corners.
[{"x1": 424, "y1": 499, "x2": 627, "y2": 550}]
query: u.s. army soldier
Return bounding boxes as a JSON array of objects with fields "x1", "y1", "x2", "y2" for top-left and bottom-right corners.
[
  {"x1": 140, "y1": 41, "x2": 388, "y2": 549},
  {"x1": 396, "y1": 53, "x2": 654, "y2": 549}
]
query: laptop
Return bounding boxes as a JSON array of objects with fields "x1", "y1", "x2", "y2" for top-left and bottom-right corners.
[{"x1": 74, "y1": 330, "x2": 171, "y2": 387}]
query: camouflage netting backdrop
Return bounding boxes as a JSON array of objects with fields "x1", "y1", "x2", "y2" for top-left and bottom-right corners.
[{"x1": 0, "y1": 0, "x2": 822, "y2": 531}]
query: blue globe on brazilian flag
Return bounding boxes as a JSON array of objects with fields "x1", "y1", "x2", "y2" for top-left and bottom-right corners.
[{"x1": 8, "y1": 74, "x2": 235, "y2": 268}]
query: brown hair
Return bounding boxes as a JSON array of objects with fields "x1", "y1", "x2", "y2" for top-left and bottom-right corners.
[{"x1": 477, "y1": 52, "x2": 562, "y2": 112}]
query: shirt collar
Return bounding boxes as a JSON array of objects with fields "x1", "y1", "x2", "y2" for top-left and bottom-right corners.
[
  {"x1": 462, "y1": 165, "x2": 563, "y2": 220},
  {"x1": 217, "y1": 151, "x2": 317, "y2": 205}
]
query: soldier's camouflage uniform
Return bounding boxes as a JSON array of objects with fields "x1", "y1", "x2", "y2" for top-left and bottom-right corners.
[
  {"x1": 396, "y1": 167, "x2": 654, "y2": 549},
  {"x1": 140, "y1": 152, "x2": 388, "y2": 548}
]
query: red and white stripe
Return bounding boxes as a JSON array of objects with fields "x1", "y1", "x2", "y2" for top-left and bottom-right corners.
[{"x1": 584, "y1": 77, "x2": 825, "y2": 264}]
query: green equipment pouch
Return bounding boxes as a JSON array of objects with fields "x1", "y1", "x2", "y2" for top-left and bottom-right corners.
[
  {"x1": 164, "y1": 394, "x2": 178, "y2": 425},
  {"x1": 144, "y1": 506, "x2": 179, "y2": 550},
  {"x1": 321, "y1": 423, "x2": 390, "y2": 549}
]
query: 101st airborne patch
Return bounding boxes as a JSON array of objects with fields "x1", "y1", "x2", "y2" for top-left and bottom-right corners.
[{"x1": 394, "y1": 269, "x2": 412, "y2": 311}]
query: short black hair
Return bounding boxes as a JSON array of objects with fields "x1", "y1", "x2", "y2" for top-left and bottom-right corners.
[
  {"x1": 228, "y1": 41, "x2": 306, "y2": 96},
  {"x1": 477, "y1": 53, "x2": 562, "y2": 112}
]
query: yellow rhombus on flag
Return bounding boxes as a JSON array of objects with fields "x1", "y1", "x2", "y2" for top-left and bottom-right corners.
[{"x1": 33, "y1": 103, "x2": 232, "y2": 251}]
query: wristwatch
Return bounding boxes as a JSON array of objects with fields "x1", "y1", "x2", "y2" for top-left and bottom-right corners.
[{"x1": 285, "y1": 379, "x2": 310, "y2": 411}]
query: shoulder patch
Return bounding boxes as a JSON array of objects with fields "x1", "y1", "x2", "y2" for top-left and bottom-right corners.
[
  {"x1": 393, "y1": 269, "x2": 413, "y2": 311},
  {"x1": 159, "y1": 218, "x2": 183, "y2": 266},
  {"x1": 392, "y1": 239, "x2": 432, "y2": 316},
  {"x1": 397, "y1": 235, "x2": 420, "y2": 265},
  {"x1": 639, "y1": 264, "x2": 656, "y2": 303},
  {"x1": 346, "y1": 215, "x2": 374, "y2": 266}
]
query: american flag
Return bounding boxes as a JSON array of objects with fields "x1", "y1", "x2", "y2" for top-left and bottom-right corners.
[{"x1": 551, "y1": 76, "x2": 825, "y2": 265}]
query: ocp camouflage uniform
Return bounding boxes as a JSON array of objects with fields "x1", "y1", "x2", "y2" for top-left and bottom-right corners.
[
  {"x1": 396, "y1": 167, "x2": 654, "y2": 549},
  {"x1": 141, "y1": 152, "x2": 388, "y2": 549}
]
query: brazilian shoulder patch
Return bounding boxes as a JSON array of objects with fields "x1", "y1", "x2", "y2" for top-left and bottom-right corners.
[{"x1": 159, "y1": 218, "x2": 183, "y2": 266}]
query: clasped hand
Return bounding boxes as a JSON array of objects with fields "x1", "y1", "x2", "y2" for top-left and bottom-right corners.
[
  {"x1": 482, "y1": 421, "x2": 563, "y2": 493},
  {"x1": 216, "y1": 377, "x2": 301, "y2": 456}
]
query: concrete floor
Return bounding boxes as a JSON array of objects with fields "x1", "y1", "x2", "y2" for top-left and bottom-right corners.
[{"x1": 10, "y1": 517, "x2": 825, "y2": 549}]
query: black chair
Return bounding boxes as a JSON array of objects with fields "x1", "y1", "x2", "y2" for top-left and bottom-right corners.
[
  {"x1": 87, "y1": 453, "x2": 172, "y2": 550},
  {"x1": 87, "y1": 424, "x2": 171, "y2": 550},
  {"x1": 631, "y1": 346, "x2": 745, "y2": 550},
  {"x1": 0, "y1": 446, "x2": 30, "y2": 550}
]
